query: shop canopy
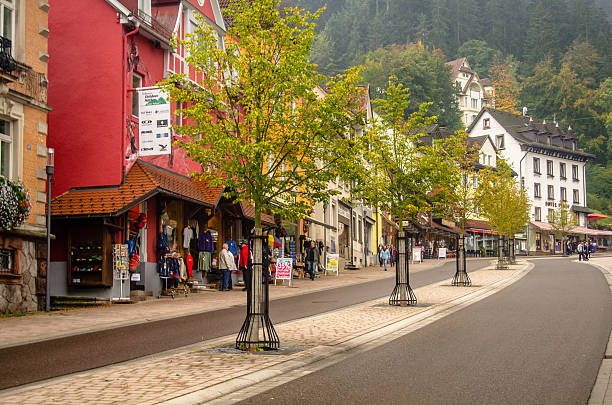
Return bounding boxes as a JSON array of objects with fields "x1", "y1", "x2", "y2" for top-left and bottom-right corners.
[
  {"x1": 588, "y1": 213, "x2": 611, "y2": 221},
  {"x1": 51, "y1": 160, "x2": 224, "y2": 218}
]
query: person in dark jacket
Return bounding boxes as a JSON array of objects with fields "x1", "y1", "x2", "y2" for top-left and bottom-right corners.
[{"x1": 305, "y1": 240, "x2": 319, "y2": 281}]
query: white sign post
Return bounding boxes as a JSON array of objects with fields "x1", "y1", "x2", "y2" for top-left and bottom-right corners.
[
  {"x1": 325, "y1": 253, "x2": 339, "y2": 276},
  {"x1": 275, "y1": 257, "x2": 293, "y2": 286},
  {"x1": 138, "y1": 88, "x2": 171, "y2": 156},
  {"x1": 438, "y1": 248, "x2": 447, "y2": 259},
  {"x1": 412, "y1": 247, "x2": 422, "y2": 264}
]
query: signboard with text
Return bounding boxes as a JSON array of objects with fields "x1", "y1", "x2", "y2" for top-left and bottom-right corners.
[
  {"x1": 326, "y1": 253, "x2": 339, "y2": 276},
  {"x1": 438, "y1": 248, "x2": 447, "y2": 259},
  {"x1": 138, "y1": 88, "x2": 171, "y2": 156},
  {"x1": 412, "y1": 247, "x2": 422, "y2": 263},
  {"x1": 275, "y1": 258, "x2": 293, "y2": 280}
]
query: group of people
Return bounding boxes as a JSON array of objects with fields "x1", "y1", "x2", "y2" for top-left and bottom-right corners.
[
  {"x1": 574, "y1": 240, "x2": 596, "y2": 261},
  {"x1": 378, "y1": 244, "x2": 396, "y2": 271}
]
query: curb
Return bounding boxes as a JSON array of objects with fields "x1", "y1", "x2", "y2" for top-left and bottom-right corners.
[{"x1": 160, "y1": 262, "x2": 533, "y2": 405}]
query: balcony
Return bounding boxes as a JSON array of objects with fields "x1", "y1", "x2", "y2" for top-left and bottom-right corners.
[
  {"x1": 0, "y1": 36, "x2": 17, "y2": 74},
  {"x1": 130, "y1": 8, "x2": 172, "y2": 41}
]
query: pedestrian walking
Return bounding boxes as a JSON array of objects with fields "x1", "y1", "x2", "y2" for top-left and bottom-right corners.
[
  {"x1": 577, "y1": 242, "x2": 584, "y2": 261},
  {"x1": 218, "y1": 243, "x2": 234, "y2": 291},
  {"x1": 305, "y1": 240, "x2": 319, "y2": 281},
  {"x1": 380, "y1": 245, "x2": 390, "y2": 271}
]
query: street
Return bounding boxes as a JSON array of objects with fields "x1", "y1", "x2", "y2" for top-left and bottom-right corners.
[
  {"x1": 240, "y1": 258, "x2": 612, "y2": 405},
  {"x1": 0, "y1": 259, "x2": 489, "y2": 390}
]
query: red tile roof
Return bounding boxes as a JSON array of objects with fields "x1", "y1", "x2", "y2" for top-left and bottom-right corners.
[{"x1": 52, "y1": 161, "x2": 223, "y2": 217}]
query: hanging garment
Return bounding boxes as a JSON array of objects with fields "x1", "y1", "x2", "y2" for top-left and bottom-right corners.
[
  {"x1": 179, "y1": 258, "x2": 187, "y2": 281},
  {"x1": 227, "y1": 240, "x2": 238, "y2": 255},
  {"x1": 198, "y1": 231, "x2": 214, "y2": 252},
  {"x1": 186, "y1": 254, "x2": 194, "y2": 277},
  {"x1": 198, "y1": 251, "x2": 212, "y2": 271},
  {"x1": 183, "y1": 226, "x2": 194, "y2": 249}
]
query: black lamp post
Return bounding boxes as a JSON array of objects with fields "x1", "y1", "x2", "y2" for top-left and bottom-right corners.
[{"x1": 45, "y1": 147, "x2": 54, "y2": 312}]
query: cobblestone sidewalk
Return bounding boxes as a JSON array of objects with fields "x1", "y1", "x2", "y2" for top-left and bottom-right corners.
[
  {"x1": 0, "y1": 262, "x2": 525, "y2": 405},
  {"x1": 0, "y1": 259, "x2": 456, "y2": 349}
]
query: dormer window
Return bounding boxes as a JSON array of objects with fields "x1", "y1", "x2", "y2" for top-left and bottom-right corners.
[
  {"x1": 138, "y1": 0, "x2": 151, "y2": 15},
  {"x1": 483, "y1": 118, "x2": 490, "y2": 130}
]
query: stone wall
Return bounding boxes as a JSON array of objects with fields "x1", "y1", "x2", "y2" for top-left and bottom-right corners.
[{"x1": 0, "y1": 231, "x2": 45, "y2": 313}]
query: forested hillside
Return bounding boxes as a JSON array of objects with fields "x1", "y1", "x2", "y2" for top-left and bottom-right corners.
[{"x1": 293, "y1": 0, "x2": 612, "y2": 220}]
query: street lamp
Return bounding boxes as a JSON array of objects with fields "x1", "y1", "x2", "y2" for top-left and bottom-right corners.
[{"x1": 45, "y1": 147, "x2": 54, "y2": 312}]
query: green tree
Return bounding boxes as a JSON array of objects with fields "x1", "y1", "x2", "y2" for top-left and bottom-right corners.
[
  {"x1": 561, "y1": 41, "x2": 603, "y2": 88},
  {"x1": 361, "y1": 43, "x2": 463, "y2": 129},
  {"x1": 456, "y1": 40, "x2": 502, "y2": 78},
  {"x1": 549, "y1": 201, "x2": 579, "y2": 255},
  {"x1": 353, "y1": 77, "x2": 461, "y2": 304},
  {"x1": 163, "y1": 0, "x2": 363, "y2": 348}
]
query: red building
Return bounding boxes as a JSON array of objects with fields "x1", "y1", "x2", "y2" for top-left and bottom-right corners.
[{"x1": 47, "y1": 0, "x2": 270, "y2": 301}]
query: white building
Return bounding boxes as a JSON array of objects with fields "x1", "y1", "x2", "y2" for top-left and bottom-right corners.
[
  {"x1": 446, "y1": 58, "x2": 492, "y2": 128},
  {"x1": 468, "y1": 108, "x2": 593, "y2": 254}
]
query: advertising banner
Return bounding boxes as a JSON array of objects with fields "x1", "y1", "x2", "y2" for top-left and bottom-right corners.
[
  {"x1": 275, "y1": 258, "x2": 293, "y2": 280},
  {"x1": 138, "y1": 88, "x2": 171, "y2": 156},
  {"x1": 326, "y1": 253, "x2": 339, "y2": 276}
]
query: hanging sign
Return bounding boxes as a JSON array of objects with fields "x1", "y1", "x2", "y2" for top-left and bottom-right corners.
[
  {"x1": 326, "y1": 253, "x2": 339, "y2": 276},
  {"x1": 275, "y1": 258, "x2": 293, "y2": 280},
  {"x1": 138, "y1": 88, "x2": 171, "y2": 156}
]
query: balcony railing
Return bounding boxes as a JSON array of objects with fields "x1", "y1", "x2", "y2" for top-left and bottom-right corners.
[
  {"x1": 0, "y1": 36, "x2": 17, "y2": 73},
  {"x1": 131, "y1": 8, "x2": 172, "y2": 40}
]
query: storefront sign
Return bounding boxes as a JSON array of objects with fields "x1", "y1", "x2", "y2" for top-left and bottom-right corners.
[
  {"x1": 412, "y1": 247, "x2": 422, "y2": 263},
  {"x1": 326, "y1": 253, "x2": 339, "y2": 276},
  {"x1": 275, "y1": 258, "x2": 293, "y2": 280},
  {"x1": 138, "y1": 88, "x2": 171, "y2": 156},
  {"x1": 545, "y1": 201, "x2": 558, "y2": 208}
]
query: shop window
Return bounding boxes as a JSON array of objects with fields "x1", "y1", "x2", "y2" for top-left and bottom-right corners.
[
  {"x1": 0, "y1": 0, "x2": 14, "y2": 45},
  {"x1": 0, "y1": 248, "x2": 15, "y2": 276},
  {"x1": 132, "y1": 73, "x2": 143, "y2": 117},
  {"x1": 533, "y1": 158, "x2": 540, "y2": 175},
  {"x1": 0, "y1": 119, "x2": 12, "y2": 179},
  {"x1": 535, "y1": 207, "x2": 541, "y2": 221},
  {"x1": 68, "y1": 222, "x2": 114, "y2": 287},
  {"x1": 536, "y1": 232, "x2": 541, "y2": 250}
]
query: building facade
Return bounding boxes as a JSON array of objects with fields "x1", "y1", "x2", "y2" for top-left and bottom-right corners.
[
  {"x1": 468, "y1": 108, "x2": 592, "y2": 254},
  {"x1": 446, "y1": 58, "x2": 492, "y2": 128},
  {"x1": 0, "y1": 0, "x2": 51, "y2": 313}
]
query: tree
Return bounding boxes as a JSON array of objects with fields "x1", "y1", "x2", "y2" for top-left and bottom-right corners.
[
  {"x1": 488, "y1": 56, "x2": 520, "y2": 113},
  {"x1": 478, "y1": 161, "x2": 531, "y2": 266},
  {"x1": 353, "y1": 76, "x2": 460, "y2": 305},
  {"x1": 549, "y1": 201, "x2": 579, "y2": 255},
  {"x1": 361, "y1": 43, "x2": 463, "y2": 129},
  {"x1": 163, "y1": 0, "x2": 363, "y2": 349},
  {"x1": 456, "y1": 40, "x2": 502, "y2": 78}
]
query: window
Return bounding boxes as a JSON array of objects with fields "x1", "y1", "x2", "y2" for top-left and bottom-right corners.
[
  {"x1": 560, "y1": 187, "x2": 567, "y2": 202},
  {"x1": 487, "y1": 155, "x2": 491, "y2": 165},
  {"x1": 471, "y1": 98, "x2": 478, "y2": 109},
  {"x1": 535, "y1": 207, "x2": 541, "y2": 222},
  {"x1": 573, "y1": 189, "x2": 579, "y2": 204},
  {"x1": 546, "y1": 160, "x2": 554, "y2": 177},
  {"x1": 483, "y1": 118, "x2": 490, "y2": 129},
  {"x1": 547, "y1": 209, "x2": 554, "y2": 222},
  {"x1": 473, "y1": 175, "x2": 479, "y2": 189},
  {"x1": 332, "y1": 204, "x2": 336, "y2": 227},
  {"x1": 534, "y1": 183, "x2": 541, "y2": 198},
  {"x1": 138, "y1": 0, "x2": 151, "y2": 15},
  {"x1": 0, "y1": 119, "x2": 11, "y2": 178},
  {"x1": 572, "y1": 164, "x2": 579, "y2": 181},
  {"x1": 352, "y1": 215, "x2": 356, "y2": 241},
  {"x1": 496, "y1": 134, "x2": 505, "y2": 149},
  {"x1": 131, "y1": 73, "x2": 142, "y2": 117},
  {"x1": 358, "y1": 216, "x2": 363, "y2": 243},
  {"x1": 533, "y1": 158, "x2": 540, "y2": 174},
  {"x1": 0, "y1": 0, "x2": 14, "y2": 44},
  {"x1": 547, "y1": 185, "x2": 554, "y2": 200},
  {"x1": 0, "y1": 248, "x2": 15, "y2": 276},
  {"x1": 560, "y1": 162, "x2": 566, "y2": 179}
]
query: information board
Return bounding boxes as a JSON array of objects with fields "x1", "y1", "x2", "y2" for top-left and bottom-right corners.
[
  {"x1": 412, "y1": 247, "x2": 422, "y2": 263},
  {"x1": 326, "y1": 253, "x2": 339, "y2": 276},
  {"x1": 138, "y1": 88, "x2": 171, "y2": 156}
]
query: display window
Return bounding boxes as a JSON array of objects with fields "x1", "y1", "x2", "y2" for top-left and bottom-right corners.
[{"x1": 67, "y1": 220, "x2": 115, "y2": 287}]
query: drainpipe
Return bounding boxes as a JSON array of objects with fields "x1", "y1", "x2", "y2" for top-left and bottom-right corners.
[
  {"x1": 519, "y1": 150, "x2": 529, "y2": 255},
  {"x1": 122, "y1": 21, "x2": 140, "y2": 181}
]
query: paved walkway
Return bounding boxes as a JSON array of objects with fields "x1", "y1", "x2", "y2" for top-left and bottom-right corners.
[
  {"x1": 0, "y1": 260, "x2": 527, "y2": 404},
  {"x1": 0, "y1": 259, "x2": 452, "y2": 349}
]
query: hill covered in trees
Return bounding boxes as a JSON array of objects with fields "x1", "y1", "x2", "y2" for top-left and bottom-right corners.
[{"x1": 293, "y1": 0, "x2": 612, "y2": 220}]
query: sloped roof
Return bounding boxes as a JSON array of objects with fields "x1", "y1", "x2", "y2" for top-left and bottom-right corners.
[
  {"x1": 446, "y1": 58, "x2": 468, "y2": 81},
  {"x1": 52, "y1": 161, "x2": 223, "y2": 217},
  {"x1": 239, "y1": 202, "x2": 276, "y2": 226}
]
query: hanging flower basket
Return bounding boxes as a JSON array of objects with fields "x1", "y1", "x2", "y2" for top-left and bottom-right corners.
[{"x1": 0, "y1": 176, "x2": 31, "y2": 231}]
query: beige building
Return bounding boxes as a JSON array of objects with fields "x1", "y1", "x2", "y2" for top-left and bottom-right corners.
[
  {"x1": 446, "y1": 58, "x2": 492, "y2": 128},
  {"x1": 0, "y1": 0, "x2": 51, "y2": 313}
]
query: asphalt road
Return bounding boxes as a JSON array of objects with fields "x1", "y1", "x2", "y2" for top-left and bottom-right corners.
[
  {"x1": 0, "y1": 259, "x2": 490, "y2": 390},
  {"x1": 241, "y1": 258, "x2": 612, "y2": 405}
]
